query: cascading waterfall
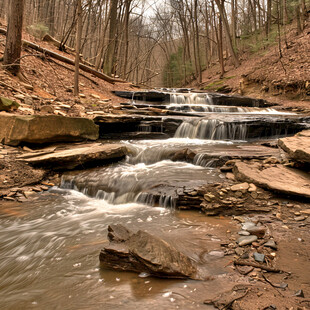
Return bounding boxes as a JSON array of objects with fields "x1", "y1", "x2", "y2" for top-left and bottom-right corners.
[
  {"x1": 174, "y1": 119, "x2": 248, "y2": 140},
  {"x1": 170, "y1": 93, "x2": 213, "y2": 105},
  {"x1": 167, "y1": 104, "x2": 249, "y2": 113},
  {"x1": 135, "y1": 192, "x2": 177, "y2": 209}
]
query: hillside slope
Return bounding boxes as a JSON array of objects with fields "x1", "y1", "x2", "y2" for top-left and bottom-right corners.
[
  {"x1": 191, "y1": 18, "x2": 310, "y2": 111},
  {"x1": 0, "y1": 24, "x2": 136, "y2": 117}
]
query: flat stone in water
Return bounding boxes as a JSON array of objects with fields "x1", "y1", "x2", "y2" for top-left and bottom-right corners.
[
  {"x1": 253, "y1": 252, "x2": 265, "y2": 262},
  {"x1": 238, "y1": 235, "x2": 257, "y2": 246}
]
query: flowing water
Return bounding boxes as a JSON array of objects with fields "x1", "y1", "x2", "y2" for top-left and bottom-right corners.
[{"x1": 0, "y1": 91, "x2": 306, "y2": 309}]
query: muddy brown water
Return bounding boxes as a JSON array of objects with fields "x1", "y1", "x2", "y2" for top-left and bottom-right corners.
[
  {"x1": 0, "y1": 195, "x2": 239, "y2": 310},
  {"x1": 1, "y1": 91, "x2": 308, "y2": 309}
]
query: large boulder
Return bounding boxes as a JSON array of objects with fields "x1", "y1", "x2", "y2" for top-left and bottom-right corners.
[
  {"x1": 0, "y1": 113, "x2": 99, "y2": 146},
  {"x1": 0, "y1": 97, "x2": 19, "y2": 111},
  {"x1": 18, "y1": 143, "x2": 130, "y2": 170},
  {"x1": 99, "y1": 224, "x2": 197, "y2": 279},
  {"x1": 233, "y1": 161, "x2": 310, "y2": 199},
  {"x1": 278, "y1": 130, "x2": 310, "y2": 163}
]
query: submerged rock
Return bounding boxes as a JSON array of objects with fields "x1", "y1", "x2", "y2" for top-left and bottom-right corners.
[{"x1": 99, "y1": 224, "x2": 197, "y2": 279}]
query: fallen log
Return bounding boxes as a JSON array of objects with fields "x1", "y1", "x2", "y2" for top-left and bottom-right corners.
[
  {"x1": 43, "y1": 34, "x2": 95, "y2": 68},
  {"x1": 0, "y1": 28, "x2": 128, "y2": 84},
  {"x1": 43, "y1": 33, "x2": 75, "y2": 53}
]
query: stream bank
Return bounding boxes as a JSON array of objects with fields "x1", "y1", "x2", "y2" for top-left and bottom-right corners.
[{"x1": 0, "y1": 90, "x2": 309, "y2": 309}]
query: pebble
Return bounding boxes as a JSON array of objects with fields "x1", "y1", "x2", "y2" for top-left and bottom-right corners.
[
  {"x1": 226, "y1": 173, "x2": 235, "y2": 180},
  {"x1": 253, "y1": 252, "x2": 265, "y2": 262},
  {"x1": 235, "y1": 191, "x2": 243, "y2": 197},
  {"x1": 235, "y1": 247, "x2": 244, "y2": 256},
  {"x1": 250, "y1": 191, "x2": 258, "y2": 199},
  {"x1": 241, "y1": 222, "x2": 256, "y2": 230},
  {"x1": 231, "y1": 182, "x2": 249, "y2": 192},
  {"x1": 208, "y1": 250, "x2": 225, "y2": 257},
  {"x1": 293, "y1": 289, "x2": 304, "y2": 297},
  {"x1": 301, "y1": 209, "x2": 310, "y2": 215},
  {"x1": 264, "y1": 240, "x2": 277, "y2": 250},
  {"x1": 233, "y1": 216, "x2": 245, "y2": 223},
  {"x1": 238, "y1": 230, "x2": 250, "y2": 236},
  {"x1": 248, "y1": 183, "x2": 257, "y2": 192},
  {"x1": 246, "y1": 226, "x2": 266, "y2": 238},
  {"x1": 294, "y1": 215, "x2": 307, "y2": 221},
  {"x1": 238, "y1": 235, "x2": 258, "y2": 246}
]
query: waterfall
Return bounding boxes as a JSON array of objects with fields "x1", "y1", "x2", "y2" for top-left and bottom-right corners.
[
  {"x1": 170, "y1": 93, "x2": 214, "y2": 105},
  {"x1": 167, "y1": 104, "x2": 249, "y2": 113},
  {"x1": 174, "y1": 119, "x2": 247, "y2": 140},
  {"x1": 135, "y1": 192, "x2": 177, "y2": 209}
]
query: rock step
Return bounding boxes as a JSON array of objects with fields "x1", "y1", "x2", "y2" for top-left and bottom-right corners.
[
  {"x1": 0, "y1": 113, "x2": 98, "y2": 146},
  {"x1": 114, "y1": 90, "x2": 272, "y2": 107},
  {"x1": 278, "y1": 129, "x2": 310, "y2": 163},
  {"x1": 18, "y1": 143, "x2": 130, "y2": 170},
  {"x1": 94, "y1": 114, "x2": 309, "y2": 140},
  {"x1": 233, "y1": 161, "x2": 310, "y2": 199}
]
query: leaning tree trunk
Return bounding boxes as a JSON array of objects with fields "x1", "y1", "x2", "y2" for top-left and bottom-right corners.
[{"x1": 3, "y1": 0, "x2": 24, "y2": 75}]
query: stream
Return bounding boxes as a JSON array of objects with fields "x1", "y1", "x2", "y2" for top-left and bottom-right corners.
[{"x1": 0, "y1": 91, "x2": 308, "y2": 309}]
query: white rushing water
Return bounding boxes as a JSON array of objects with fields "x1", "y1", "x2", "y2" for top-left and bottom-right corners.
[{"x1": 174, "y1": 119, "x2": 248, "y2": 140}]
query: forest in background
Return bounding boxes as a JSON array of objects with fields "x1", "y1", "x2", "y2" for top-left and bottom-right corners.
[{"x1": 0, "y1": 0, "x2": 309, "y2": 88}]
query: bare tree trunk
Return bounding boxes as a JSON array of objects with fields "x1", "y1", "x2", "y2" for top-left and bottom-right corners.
[
  {"x1": 231, "y1": 0, "x2": 237, "y2": 48},
  {"x1": 214, "y1": 0, "x2": 240, "y2": 67},
  {"x1": 296, "y1": 4, "x2": 302, "y2": 34},
  {"x1": 74, "y1": 0, "x2": 82, "y2": 96},
  {"x1": 266, "y1": 0, "x2": 272, "y2": 37},
  {"x1": 104, "y1": 0, "x2": 119, "y2": 75},
  {"x1": 3, "y1": 0, "x2": 24, "y2": 75}
]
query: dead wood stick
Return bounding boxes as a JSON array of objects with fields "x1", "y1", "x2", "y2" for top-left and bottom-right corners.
[
  {"x1": 0, "y1": 28, "x2": 128, "y2": 84},
  {"x1": 234, "y1": 259, "x2": 282, "y2": 273},
  {"x1": 0, "y1": 81, "x2": 27, "y2": 95},
  {"x1": 220, "y1": 289, "x2": 250, "y2": 310}
]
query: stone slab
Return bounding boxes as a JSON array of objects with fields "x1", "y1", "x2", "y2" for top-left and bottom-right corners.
[
  {"x1": 18, "y1": 143, "x2": 130, "y2": 170},
  {"x1": 233, "y1": 161, "x2": 310, "y2": 198},
  {"x1": 278, "y1": 130, "x2": 310, "y2": 163},
  {"x1": 0, "y1": 113, "x2": 99, "y2": 146}
]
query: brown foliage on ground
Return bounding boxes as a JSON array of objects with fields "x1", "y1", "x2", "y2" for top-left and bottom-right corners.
[
  {"x1": 191, "y1": 18, "x2": 310, "y2": 110},
  {"x1": 0, "y1": 23, "x2": 136, "y2": 117}
]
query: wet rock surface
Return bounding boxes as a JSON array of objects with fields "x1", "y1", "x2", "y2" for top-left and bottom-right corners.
[
  {"x1": 18, "y1": 143, "x2": 130, "y2": 170},
  {"x1": 100, "y1": 224, "x2": 198, "y2": 279}
]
